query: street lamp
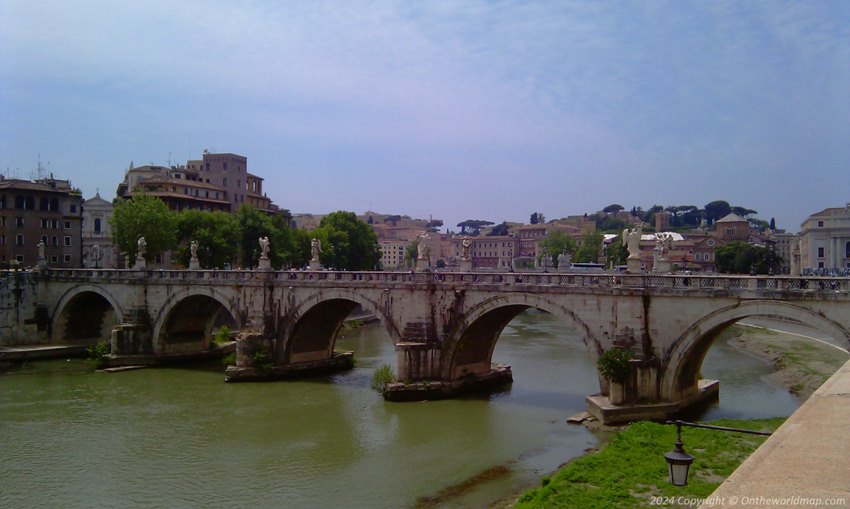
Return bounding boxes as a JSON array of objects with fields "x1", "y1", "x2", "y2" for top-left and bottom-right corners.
[
  {"x1": 664, "y1": 421, "x2": 694, "y2": 486},
  {"x1": 663, "y1": 420, "x2": 772, "y2": 487}
]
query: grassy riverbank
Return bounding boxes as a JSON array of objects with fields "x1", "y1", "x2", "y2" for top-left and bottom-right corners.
[
  {"x1": 512, "y1": 324, "x2": 847, "y2": 508},
  {"x1": 515, "y1": 418, "x2": 782, "y2": 509}
]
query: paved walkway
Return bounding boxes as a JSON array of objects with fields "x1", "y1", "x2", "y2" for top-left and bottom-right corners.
[{"x1": 700, "y1": 357, "x2": 850, "y2": 508}]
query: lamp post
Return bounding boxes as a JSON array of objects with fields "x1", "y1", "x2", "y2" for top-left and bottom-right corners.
[
  {"x1": 664, "y1": 421, "x2": 694, "y2": 486},
  {"x1": 664, "y1": 420, "x2": 772, "y2": 487}
]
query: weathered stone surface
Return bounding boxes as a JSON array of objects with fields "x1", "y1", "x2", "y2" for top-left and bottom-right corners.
[{"x1": 2, "y1": 268, "x2": 848, "y2": 421}]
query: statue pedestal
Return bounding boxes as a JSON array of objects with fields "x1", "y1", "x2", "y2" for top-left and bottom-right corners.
[
  {"x1": 37, "y1": 257, "x2": 48, "y2": 270},
  {"x1": 189, "y1": 258, "x2": 200, "y2": 270},
  {"x1": 626, "y1": 258, "x2": 642, "y2": 273},
  {"x1": 258, "y1": 257, "x2": 271, "y2": 270},
  {"x1": 308, "y1": 260, "x2": 321, "y2": 271},
  {"x1": 415, "y1": 258, "x2": 430, "y2": 272},
  {"x1": 459, "y1": 259, "x2": 472, "y2": 272},
  {"x1": 653, "y1": 259, "x2": 672, "y2": 273},
  {"x1": 133, "y1": 257, "x2": 147, "y2": 270}
]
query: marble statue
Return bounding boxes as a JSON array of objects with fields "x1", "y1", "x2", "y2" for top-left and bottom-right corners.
[
  {"x1": 461, "y1": 237, "x2": 471, "y2": 260},
  {"x1": 623, "y1": 226, "x2": 642, "y2": 260},
  {"x1": 259, "y1": 236, "x2": 270, "y2": 260},
  {"x1": 190, "y1": 240, "x2": 198, "y2": 259},
  {"x1": 311, "y1": 238, "x2": 322, "y2": 262},
  {"x1": 137, "y1": 237, "x2": 147, "y2": 259},
  {"x1": 37, "y1": 240, "x2": 45, "y2": 260},
  {"x1": 417, "y1": 232, "x2": 430, "y2": 260}
]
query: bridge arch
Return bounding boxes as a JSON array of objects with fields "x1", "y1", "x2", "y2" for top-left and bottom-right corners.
[
  {"x1": 662, "y1": 299, "x2": 850, "y2": 401},
  {"x1": 441, "y1": 293, "x2": 600, "y2": 380},
  {"x1": 278, "y1": 288, "x2": 399, "y2": 365},
  {"x1": 152, "y1": 288, "x2": 241, "y2": 355},
  {"x1": 52, "y1": 284, "x2": 124, "y2": 343}
]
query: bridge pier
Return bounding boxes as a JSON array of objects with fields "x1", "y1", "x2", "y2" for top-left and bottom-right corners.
[
  {"x1": 225, "y1": 331, "x2": 354, "y2": 382},
  {"x1": 587, "y1": 379, "x2": 719, "y2": 425}
]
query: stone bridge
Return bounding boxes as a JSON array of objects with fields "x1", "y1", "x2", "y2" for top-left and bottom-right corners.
[{"x1": 3, "y1": 268, "x2": 849, "y2": 423}]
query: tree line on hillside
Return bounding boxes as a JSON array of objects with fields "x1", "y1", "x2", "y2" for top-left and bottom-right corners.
[
  {"x1": 110, "y1": 195, "x2": 380, "y2": 270},
  {"x1": 456, "y1": 200, "x2": 772, "y2": 238},
  {"x1": 594, "y1": 200, "x2": 771, "y2": 233}
]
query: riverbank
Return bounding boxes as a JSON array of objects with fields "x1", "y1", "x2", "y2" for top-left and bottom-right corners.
[
  {"x1": 507, "y1": 324, "x2": 847, "y2": 508},
  {"x1": 514, "y1": 418, "x2": 782, "y2": 509},
  {"x1": 723, "y1": 324, "x2": 849, "y2": 399}
]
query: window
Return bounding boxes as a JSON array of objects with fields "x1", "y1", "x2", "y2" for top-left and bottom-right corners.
[
  {"x1": 16, "y1": 255, "x2": 24, "y2": 263},
  {"x1": 51, "y1": 255, "x2": 58, "y2": 263},
  {"x1": 64, "y1": 255, "x2": 71, "y2": 263},
  {"x1": 15, "y1": 217, "x2": 23, "y2": 227},
  {"x1": 0, "y1": 216, "x2": 5, "y2": 226},
  {"x1": 51, "y1": 236, "x2": 58, "y2": 246},
  {"x1": 817, "y1": 221, "x2": 824, "y2": 227},
  {"x1": 15, "y1": 234, "x2": 24, "y2": 245},
  {"x1": 846, "y1": 241, "x2": 850, "y2": 259},
  {"x1": 64, "y1": 221, "x2": 71, "y2": 229},
  {"x1": 223, "y1": 178, "x2": 228, "y2": 186},
  {"x1": 818, "y1": 247, "x2": 825, "y2": 258},
  {"x1": 41, "y1": 235, "x2": 47, "y2": 244},
  {"x1": 0, "y1": 235, "x2": 4, "y2": 245},
  {"x1": 52, "y1": 219, "x2": 59, "y2": 229},
  {"x1": 223, "y1": 163, "x2": 228, "y2": 172},
  {"x1": 49, "y1": 198, "x2": 58, "y2": 211},
  {"x1": 94, "y1": 218, "x2": 101, "y2": 233},
  {"x1": 41, "y1": 218, "x2": 48, "y2": 228},
  {"x1": 64, "y1": 236, "x2": 71, "y2": 246},
  {"x1": 0, "y1": 195, "x2": 5, "y2": 208},
  {"x1": 40, "y1": 197, "x2": 49, "y2": 211}
]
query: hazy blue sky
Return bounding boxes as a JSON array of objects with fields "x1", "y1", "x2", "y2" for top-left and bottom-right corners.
[{"x1": 1, "y1": 1, "x2": 848, "y2": 232}]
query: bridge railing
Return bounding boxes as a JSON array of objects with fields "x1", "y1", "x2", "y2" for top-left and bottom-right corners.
[{"x1": 22, "y1": 269, "x2": 850, "y2": 294}]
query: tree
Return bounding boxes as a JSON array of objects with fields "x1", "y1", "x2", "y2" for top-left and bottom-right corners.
[
  {"x1": 605, "y1": 233, "x2": 629, "y2": 267},
  {"x1": 603, "y1": 204, "x2": 624, "y2": 214},
  {"x1": 314, "y1": 211, "x2": 381, "y2": 270},
  {"x1": 731, "y1": 206, "x2": 757, "y2": 218},
  {"x1": 769, "y1": 217, "x2": 776, "y2": 231},
  {"x1": 539, "y1": 231, "x2": 576, "y2": 268},
  {"x1": 176, "y1": 210, "x2": 240, "y2": 269},
  {"x1": 574, "y1": 231, "x2": 604, "y2": 263},
  {"x1": 110, "y1": 194, "x2": 177, "y2": 263},
  {"x1": 236, "y1": 204, "x2": 277, "y2": 268},
  {"x1": 601, "y1": 215, "x2": 627, "y2": 232},
  {"x1": 403, "y1": 240, "x2": 418, "y2": 268},
  {"x1": 704, "y1": 200, "x2": 732, "y2": 223},
  {"x1": 715, "y1": 241, "x2": 776, "y2": 274},
  {"x1": 530, "y1": 212, "x2": 546, "y2": 225},
  {"x1": 488, "y1": 222, "x2": 510, "y2": 236},
  {"x1": 457, "y1": 219, "x2": 494, "y2": 236}
]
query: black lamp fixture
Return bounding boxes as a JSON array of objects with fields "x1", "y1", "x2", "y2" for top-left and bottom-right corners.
[
  {"x1": 664, "y1": 421, "x2": 694, "y2": 486},
  {"x1": 663, "y1": 420, "x2": 772, "y2": 487}
]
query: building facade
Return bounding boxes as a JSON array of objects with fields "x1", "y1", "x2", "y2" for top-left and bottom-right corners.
[
  {"x1": 118, "y1": 152, "x2": 277, "y2": 214},
  {"x1": 81, "y1": 193, "x2": 115, "y2": 269},
  {"x1": 799, "y1": 204, "x2": 850, "y2": 274},
  {"x1": 0, "y1": 177, "x2": 83, "y2": 268}
]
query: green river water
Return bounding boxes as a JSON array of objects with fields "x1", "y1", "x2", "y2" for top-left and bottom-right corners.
[{"x1": 0, "y1": 311, "x2": 799, "y2": 508}]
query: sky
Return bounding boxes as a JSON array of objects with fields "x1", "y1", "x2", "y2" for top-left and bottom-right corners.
[{"x1": 1, "y1": 1, "x2": 848, "y2": 233}]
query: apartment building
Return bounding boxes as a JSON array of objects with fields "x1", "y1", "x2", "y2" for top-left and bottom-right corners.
[{"x1": 0, "y1": 176, "x2": 83, "y2": 268}]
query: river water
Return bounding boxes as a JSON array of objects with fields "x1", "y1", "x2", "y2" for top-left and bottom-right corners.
[{"x1": 0, "y1": 311, "x2": 799, "y2": 509}]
